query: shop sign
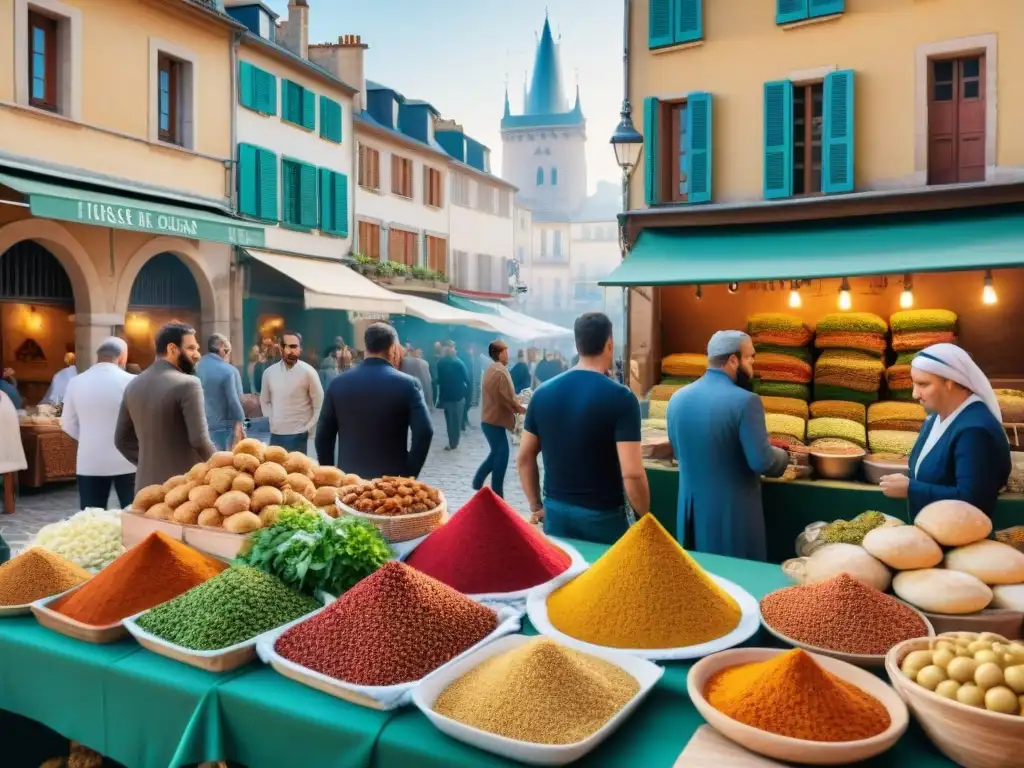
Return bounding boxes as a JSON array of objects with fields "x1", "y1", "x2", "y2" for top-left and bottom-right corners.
[
  {"x1": 29, "y1": 193, "x2": 266, "y2": 247},
  {"x1": 348, "y1": 311, "x2": 391, "y2": 322}
]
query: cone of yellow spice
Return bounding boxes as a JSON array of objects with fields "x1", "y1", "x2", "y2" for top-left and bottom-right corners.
[
  {"x1": 705, "y1": 649, "x2": 891, "y2": 742},
  {"x1": 546, "y1": 514, "x2": 741, "y2": 649}
]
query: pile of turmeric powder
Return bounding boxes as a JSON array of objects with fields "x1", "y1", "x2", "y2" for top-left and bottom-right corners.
[{"x1": 705, "y1": 649, "x2": 891, "y2": 742}]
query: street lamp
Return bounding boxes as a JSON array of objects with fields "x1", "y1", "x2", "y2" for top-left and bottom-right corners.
[{"x1": 610, "y1": 100, "x2": 644, "y2": 390}]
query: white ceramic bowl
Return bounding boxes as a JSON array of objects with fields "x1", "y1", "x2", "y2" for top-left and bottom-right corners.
[
  {"x1": 411, "y1": 634, "x2": 663, "y2": 766},
  {"x1": 687, "y1": 647, "x2": 908, "y2": 765}
]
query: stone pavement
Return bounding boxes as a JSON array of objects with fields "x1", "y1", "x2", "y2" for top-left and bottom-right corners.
[{"x1": 1, "y1": 406, "x2": 531, "y2": 555}]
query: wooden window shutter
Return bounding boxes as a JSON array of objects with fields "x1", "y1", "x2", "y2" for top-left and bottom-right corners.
[
  {"x1": 822, "y1": 69, "x2": 855, "y2": 194},
  {"x1": 648, "y1": 0, "x2": 673, "y2": 49},
  {"x1": 302, "y1": 88, "x2": 316, "y2": 130},
  {"x1": 763, "y1": 80, "x2": 793, "y2": 199},
  {"x1": 299, "y1": 163, "x2": 318, "y2": 227},
  {"x1": 686, "y1": 91, "x2": 713, "y2": 203},
  {"x1": 358, "y1": 144, "x2": 366, "y2": 186},
  {"x1": 371, "y1": 149, "x2": 380, "y2": 189},
  {"x1": 643, "y1": 96, "x2": 660, "y2": 206},
  {"x1": 319, "y1": 168, "x2": 333, "y2": 231},
  {"x1": 809, "y1": 0, "x2": 844, "y2": 17},
  {"x1": 237, "y1": 143, "x2": 258, "y2": 217},
  {"x1": 676, "y1": 0, "x2": 703, "y2": 44},
  {"x1": 257, "y1": 148, "x2": 278, "y2": 221},
  {"x1": 391, "y1": 155, "x2": 400, "y2": 194},
  {"x1": 776, "y1": 0, "x2": 808, "y2": 24},
  {"x1": 334, "y1": 173, "x2": 349, "y2": 236},
  {"x1": 239, "y1": 62, "x2": 255, "y2": 109}
]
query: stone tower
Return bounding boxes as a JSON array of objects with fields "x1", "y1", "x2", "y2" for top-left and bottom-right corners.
[{"x1": 501, "y1": 15, "x2": 587, "y2": 217}]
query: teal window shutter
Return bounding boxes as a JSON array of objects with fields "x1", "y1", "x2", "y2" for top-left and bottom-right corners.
[
  {"x1": 810, "y1": 0, "x2": 844, "y2": 17},
  {"x1": 281, "y1": 80, "x2": 291, "y2": 123},
  {"x1": 649, "y1": 0, "x2": 673, "y2": 48},
  {"x1": 676, "y1": 0, "x2": 703, "y2": 44},
  {"x1": 282, "y1": 159, "x2": 298, "y2": 224},
  {"x1": 763, "y1": 80, "x2": 793, "y2": 199},
  {"x1": 255, "y1": 69, "x2": 277, "y2": 116},
  {"x1": 776, "y1": 0, "x2": 808, "y2": 23},
  {"x1": 237, "y1": 143, "x2": 257, "y2": 216},
  {"x1": 319, "y1": 96, "x2": 342, "y2": 142},
  {"x1": 334, "y1": 173, "x2": 349, "y2": 236},
  {"x1": 643, "y1": 96, "x2": 660, "y2": 206},
  {"x1": 257, "y1": 148, "x2": 278, "y2": 220},
  {"x1": 302, "y1": 88, "x2": 316, "y2": 131},
  {"x1": 238, "y1": 62, "x2": 255, "y2": 109},
  {"x1": 265, "y1": 72, "x2": 277, "y2": 115},
  {"x1": 299, "y1": 163, "x2": 318, "y2": 227},
  {"x1": 822, "y1": 69, "x2": 855, "y2": 194},
  {"x1": 686, "y1": 92, "x2": 712, "y2": 203},
  {"x1": 319, "y1": 168, "x2": 333, "y2": 230}
]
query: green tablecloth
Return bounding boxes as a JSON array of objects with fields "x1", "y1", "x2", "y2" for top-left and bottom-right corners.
[
  {"x1": 646, "y1": 464, "x2": 1024, "y2": 563},
  {"x1": 0, "y1": 541, "x2": 958, "y2": 768}
]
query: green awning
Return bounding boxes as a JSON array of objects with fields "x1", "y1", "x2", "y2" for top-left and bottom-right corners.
[
  {"x1": 446, "y1": 293, "x2": 501, "y2": 315},
  {"x1": 0, "y1": 172, "x2": 265, "y2": 247},
  {"x1": 600, "y1": 209, "x2": 1024, "y2": 286}
]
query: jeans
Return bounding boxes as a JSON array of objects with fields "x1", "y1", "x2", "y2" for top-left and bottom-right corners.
[
  {"x1": 78, "y1": 474, "x2": 135, "y2": 510},
  {"x1": 542, "y1": 496, "x2": 630, "y2": 545},
  {"x1": 473, "y1": 423, "x2": 510, "y2": 497},
  {"x1": 440, "y1": 400, "x2": 465, "y2": 448},
  {"x1": 270, "y1": 433, "x2": 308, "y2": 452},
  {"x1": 209, "y1": 427, "x2": 234, "y2": 452}
]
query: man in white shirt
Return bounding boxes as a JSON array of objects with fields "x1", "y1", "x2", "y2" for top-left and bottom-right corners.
[
  {"x1": 259, "y1": 331, "x2": 323, "y2": 453},
  {"x1": 61, "y1": 338, "x2": 136, "y2": 509},
  {"x1": 42, "y1": 352, "x2": 78, "y2": 404}
]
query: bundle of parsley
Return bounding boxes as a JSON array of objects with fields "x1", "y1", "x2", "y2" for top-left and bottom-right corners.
[{"x1": 237, "y1": 507, "x2": 393, "y2": 598}]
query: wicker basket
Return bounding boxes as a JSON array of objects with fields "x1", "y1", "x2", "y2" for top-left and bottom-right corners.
[{"x1": 337, "y1": 492, "x2": 447, "y2": 543}]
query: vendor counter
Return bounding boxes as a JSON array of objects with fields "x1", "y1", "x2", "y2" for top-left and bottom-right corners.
[
  {"x1": 645, "y1": 463, "x2": 1024, "y2": 564},
  {"x1": 0, "y1": 539, "x2": 958, "y2": 768}
]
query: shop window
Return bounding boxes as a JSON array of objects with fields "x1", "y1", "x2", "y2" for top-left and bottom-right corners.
[
  {"x1": 28, "y1": 11, "x2": 58, "y2": 112},
  {"x1": 928, "y1": 56, "x2": 985, "y2": 185},
  {"x1": 391, "y1": 155, "x2": 413, "y2": 198},
  {"x1": 358, "y1": 144, "x2": 380, "y2": 191},
  {"x1": 644, "y1": 93, "x2": 712, "y2": 205},
  {"x1": 281, "y1": 158, "x2": 318, "y2": 229},
  {"x1": 357, "y1": 220, "x2": 381, "y2": 260}
]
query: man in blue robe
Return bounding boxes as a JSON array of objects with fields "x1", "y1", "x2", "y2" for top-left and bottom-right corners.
[{"x1": 666, "y1": 330, "x2": 789, "y2": 561}]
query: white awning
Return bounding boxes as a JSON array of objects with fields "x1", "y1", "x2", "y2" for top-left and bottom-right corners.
[
  {"x1": 401, "y1": 294, "x2": 509, "y2": 333},
  {"x1": 476, "y1": 302, "x2": 574, "y2": 340},
  {"x1": 243, "y1": 249, "x2": 405, "y2": 314}
]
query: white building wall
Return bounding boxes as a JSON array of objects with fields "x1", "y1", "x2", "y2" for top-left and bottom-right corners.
[
  {"x1": 449, "y1": 170, "x2": 515, "y2": 294},
  {"x1": 236, "y1": 49, "x2": 355, "y2": 259}
]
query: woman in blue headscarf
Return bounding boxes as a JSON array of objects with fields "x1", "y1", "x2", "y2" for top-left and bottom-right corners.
[{"x1": 880, "y1": 343, "x2": 1010, "y2": 519}]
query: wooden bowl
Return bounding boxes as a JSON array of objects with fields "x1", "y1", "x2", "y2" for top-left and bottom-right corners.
[
  {"x1": 687, "y1": 647, "x2": 908, "y2": 765},
  {"x1": 30, "y1": 589, "x2": 126, "y2": 644},
  {"x1": 886, "y1": 637, "x2": 1024, "y2": 768},
  {"x1": 760, "y1": 600, "x2": 935, "y2": 668},
  {"x1": 921, "y1": 609, "x2": 1024, "y2": 640}
]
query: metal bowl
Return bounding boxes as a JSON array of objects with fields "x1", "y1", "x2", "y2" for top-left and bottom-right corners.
[
  {"x1": 863, "y1": 456, "x2": 909, "y2": 485},
  {"x1": 809, "y1": 450, "x2": 865, "y2": 481}
]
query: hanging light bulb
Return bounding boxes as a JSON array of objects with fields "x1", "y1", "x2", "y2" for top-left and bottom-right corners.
[
  {"x1": 727, "y1": 282, "x2": 739, "y2": 294},
  {"x1": 695, "y1": 284, "x2": 703, "y2": 300},
  {"x1": 788, "y1": 280, "x2": 802, "y2": 309},
  {"x1": 983, "y1": 269, "x2": 997, "y2": 305},
  {"x1": 899, "y1": 273, "x2": 914, "y2": 309},
  {"x1": 838, "y1": 277, "x2": 852, "y2": 311}
]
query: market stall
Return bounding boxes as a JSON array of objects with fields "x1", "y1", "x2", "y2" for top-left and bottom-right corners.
[{"x1": 18, "y1": 408, "x2": 75, "y2": 489}]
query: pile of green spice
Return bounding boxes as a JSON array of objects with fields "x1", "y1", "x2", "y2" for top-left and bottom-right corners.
[
  {"x1": 135, "y1": 565, "x2": 321, "y2": 651},
  {"x1": 819, "y1": 511, "x2": 887, "y2": 545}
]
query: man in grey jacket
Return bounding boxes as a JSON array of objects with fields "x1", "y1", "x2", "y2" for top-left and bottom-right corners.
[
  {"x1": 399, "y1": 347, "x2": 433, "y2": 408},
  {"x1": 196, "y1": 334, "x2": 246, "y2": 451},
  {"x1": 115, "y1": 322, "x2": 216, "y2": 492}
]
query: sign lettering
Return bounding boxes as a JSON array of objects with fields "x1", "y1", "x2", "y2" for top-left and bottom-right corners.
[{"x1": 348, "y1": 311, "x2": 391, "y2": 322}]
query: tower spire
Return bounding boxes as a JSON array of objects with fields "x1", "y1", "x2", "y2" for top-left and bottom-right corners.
[{"x1": 524, "y1": 14, "x2": 567, "y2": 115}]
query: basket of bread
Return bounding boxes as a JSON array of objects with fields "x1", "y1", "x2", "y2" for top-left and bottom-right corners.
[{"x1": 335, "y1": 477, "x2": 446, "y2": 543}]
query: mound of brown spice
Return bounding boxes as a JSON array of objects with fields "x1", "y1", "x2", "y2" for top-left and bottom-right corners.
[
  {"x1": 705, "y1": 649, "x2": 890, "y2": 742},
  {"x1": 760, "y1": 573, "x2": 927, "y2": 656},
  {"x1": 0, "y1": 548, "x2": 92, "y2": 606},
  {"x1": 275, "y1": 561, "x2": 498, "y2": 686}
]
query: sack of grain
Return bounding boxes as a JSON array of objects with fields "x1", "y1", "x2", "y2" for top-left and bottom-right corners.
[
  {"x1": 753, "y1": 353, "x2": 813, "y2": 384},
  {"x1": 810, "y1": 400, "x2": 866, "y2": 425},
  {"x1": 766, "y1": 413, "x2": 806, "y2": 443},
  {"x1": 812, "y1": 384, "x2": 880, "y2": 405},
  {"x1": 816, "y1": 312, "x2": 889, "y2": 336},
  {"x1": 747, "y1": 313, "x2": 813, "y2": 347},
  {"x1": 815, "y1": 331, "x2": 887, "y2": 355},
  {"x1": 868, "y1": 401, "x2": 926, "y2": 432},
  {"x1": 807, "y1": 417, "x2": 867, "y2": 448},
  {"x1": 891, "y1": 330, "x2": 957, "y2": 352},
  {"x1": 815, "y1": 350, "x2": 886, "y2": 393},
  {"x1": 660, "y1": 353, "x2": 708, "y2": 378},
  {"x1": 761, "y1": 396, "x2": 810, "y2": 421},
  {"x1": 867, "y1": 429, "x2": 918, "y2": 457},
  {"x1": 755, "y1": 380, "x2": 811, "y2": 402}
]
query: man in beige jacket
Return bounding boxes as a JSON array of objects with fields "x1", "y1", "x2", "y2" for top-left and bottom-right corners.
[
  {"x1": 473, "y1": 340, "x2": 526, "y2": 498},
  {"x1": 115, "y1": 322, "x2": 216, "y2": 492}
]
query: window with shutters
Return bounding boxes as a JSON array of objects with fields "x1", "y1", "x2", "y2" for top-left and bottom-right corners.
[
  {"x1": 319, "y1": 96, "x2": 342, "y2": 143},
  {"x1": 648, "y1": 0, "x2": 703, "y2": 50},
  {"x1": 28, "y1": 11, "x2": 59, "y2": 112},
  {"x1": 358, "y1": 221, "x2": 381, "y2": 260},
  {"x1": 281, "y1": 158, "x2": 318, "y2": 229},
  {"x1": 388, "y1": 228, "x2": 417, "y2": 266},
  {"x1": 927, "y1": 56, "x2": 985, "y2": 185},
  {"x1": 318, "y1": 168, "x2": 349, "y2": 236},
  {"x1": 237, "y1": 144, "x2": 279, "y2": 222},
  {"x1": 645, "y1": 92, "x2": 712, "y2": 205},
  {"x1": 157, "y1": 54, "x2": 181, "y2": 145},
  {"x1": 792, "y1": 82, "x2": 824, "y2": 195},
  {"x1": 424, "y1": 167, "x2": 444, "y2": 208},
  {"x1": 476, "y1": 183, "x2": 496, "y2": 214},
  {"x1": 451, "y1": 173, "x2": 471, "y2": 206},
  {"x1": 282, "y1": 79, "x2": 316, "y2": 131},
  {"x1": 238, "y1": 62, "x2": 277, "y2": 116},
  {"x1": 391, "y1": 155, "x2": 414, "y2": 198},
  {"x1": 776, "y1": 0, "x2": 844, "y2": 25},
  {"x1": 425, "y1": 235, "x2": 448, "y2": 274},
  {"x1": 358, "y1": 144, "x2": 380, "y2": 191}
]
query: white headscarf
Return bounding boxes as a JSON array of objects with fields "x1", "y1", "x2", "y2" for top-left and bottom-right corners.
[{"x1": 911, "y1": 343, "x2": 1002, "y2": 423}]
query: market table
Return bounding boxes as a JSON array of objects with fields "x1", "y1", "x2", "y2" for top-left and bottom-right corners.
[
  {"x1": 646, "y1": 463, "x2": 1024, "y2": 563},
  {"x1": 0, "y1": 539, "x2": 960, "y2": 768}
]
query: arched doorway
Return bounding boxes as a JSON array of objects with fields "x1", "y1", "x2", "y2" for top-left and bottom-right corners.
[
  {"x1": 0, "y1": 240, "x2": 77, "y2": 404},
  {"x1": 122, "y1": 252, "x2": 202, "y2": 368}
]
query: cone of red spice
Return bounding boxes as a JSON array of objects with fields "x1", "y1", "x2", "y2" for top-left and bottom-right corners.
[
  {"x1": 51, "y1": 531, "x2": 227, "y2": 626},
  {"x1": 275, "y1": 561, "x2": 498, "y2": 686},
  {"x1": 405, "y1": 487, "x2": 572, "y2": 594}
]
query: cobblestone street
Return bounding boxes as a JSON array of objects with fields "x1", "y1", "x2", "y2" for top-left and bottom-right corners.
[{"x1": 1, "y1": 407, "x2": 530, "y2": 555}]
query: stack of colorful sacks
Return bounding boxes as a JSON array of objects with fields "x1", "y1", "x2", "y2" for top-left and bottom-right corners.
[
  {"x1": 866, "y1": 401, "x2": 926, "y2": 456},
  {"x1": 765, "y1": 413, "x2": 807, "y2": 446},
  {"x1": 649, "y1": 353, "x2": 709, "y2": 419},
  {"x1": 805, "y1": 400, "x2": 867, "y2": 452},
  {"x1": 815, "y1": 312, "x2": 889, "y2": 357},
  {"x1": 814, "y1": 349, "x2": 886, "y2": 405},
  {"x1": 886, "y1": 310, "x2": 958, "y2": 401},
  {"x1": 748, "y1": 313, "x2": 814, "y2": 402}
]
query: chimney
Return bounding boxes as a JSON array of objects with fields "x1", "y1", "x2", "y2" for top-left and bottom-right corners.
[
  {"x1": 277, "y1": 0, "x2": 309, "y2": 59},
  {"x1": 434, "y1": 117, "x2": 464, "y2": 133},
  {"x1": 309, "y1": 34, "x2": 368, "y2": 111}
]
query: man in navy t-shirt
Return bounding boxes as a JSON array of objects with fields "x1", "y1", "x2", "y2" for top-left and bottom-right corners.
[{"x1": 517, "y1": 312, "x2": 650, "y2": 544}]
